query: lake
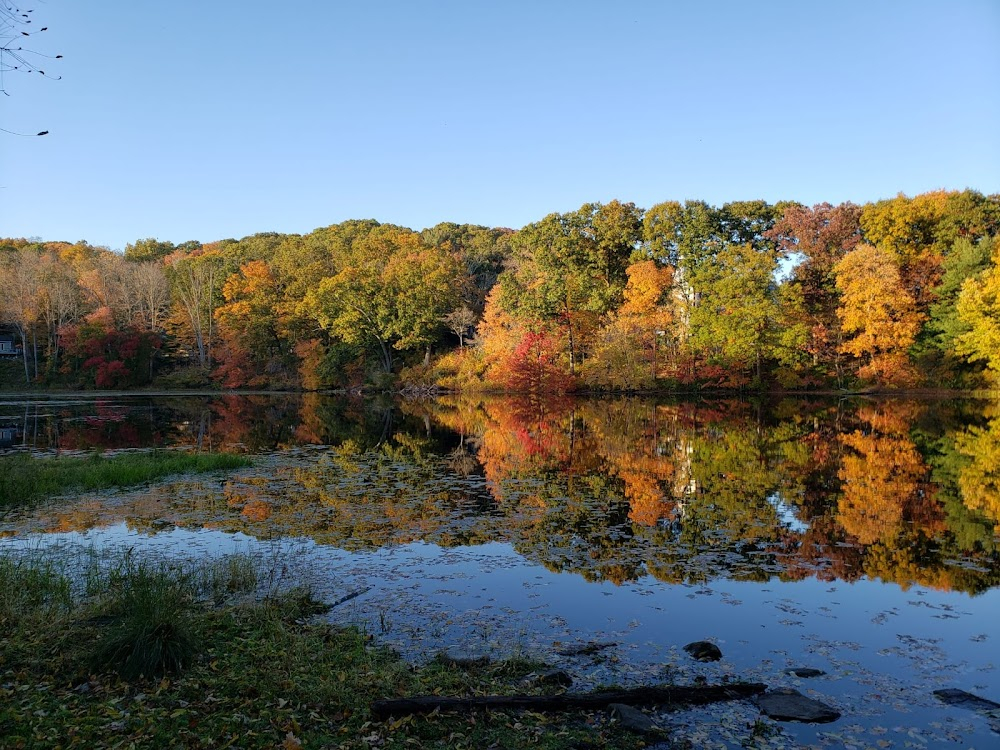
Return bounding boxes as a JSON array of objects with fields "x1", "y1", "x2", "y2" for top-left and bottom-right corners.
[{"x1": 2, "y1": 392, "x2": 999, "y2": 748}]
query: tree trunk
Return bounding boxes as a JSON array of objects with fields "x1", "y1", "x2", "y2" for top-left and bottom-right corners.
[
  {"x1": 20, "y1": 330, "x2": 30, "y2": 384},
  {"x1": 372, "y1": 683, "x2": 767, "y2": 719},
  {"x1": 377, "y1": 338, "x2": 393, "y2": 373}
]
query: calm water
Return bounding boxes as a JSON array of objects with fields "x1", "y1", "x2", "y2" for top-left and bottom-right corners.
[{"x1": 2, "y1": 393, "x2": 999, "y2": 748}]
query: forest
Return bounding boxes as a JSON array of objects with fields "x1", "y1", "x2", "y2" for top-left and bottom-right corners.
[{"x1": 2, "y1": 188, "x2": 999, "y2": 392}]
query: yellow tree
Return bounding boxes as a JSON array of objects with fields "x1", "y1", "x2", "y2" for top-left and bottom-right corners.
[
  {"x1": 955, "y1": 249, "x2": 1000, "y2": 381},
  {"x1": 834, "y1": 243, "x2": 922, "y2": 386},
  {"x1": 954, "y1": 405, "x2": 1000, "y2": 532}
]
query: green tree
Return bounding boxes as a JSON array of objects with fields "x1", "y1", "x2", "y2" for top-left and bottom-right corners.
[
  {"x1": 686, "y1": 243, "x2": 779, "y2": 383},
  {"x1": 124, "y1": 238, "x2": 175, "y2": 262},
  {"x1": 305, "y1": 225, "x2": 462, "y2": 373},
  {"x1": 920, "y1": 236, "x2": 995, "y2": 382}
]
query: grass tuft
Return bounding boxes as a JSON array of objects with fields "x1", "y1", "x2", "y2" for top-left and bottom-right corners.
[{"x1": 90, "y1": 560, "x2": 199, "y2": 679}]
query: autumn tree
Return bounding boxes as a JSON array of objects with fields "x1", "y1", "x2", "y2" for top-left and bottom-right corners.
[
  {"x1": 834, "y1": 243, "x2": 922, "y2": 386},
  {"x1": 214, "y1": 259, "x2": 287, "y2": 387},
  {"x1": 164, "y1": 246, "x2": 227, "y2": 369},
  {"x1": 582, "y1": 260, "x2": 674, "y2": 390},
  {"x1": 766, "y1": 202, "x2": 862, "y2": 384},
  {"x1": 36, "y1": 247, "x2": 84, "y2": 376},
  {"x1": 497, "y1": 201, "x2": 643, "y2": 376},
  {"x1": 0, "y1": 247, "x2": 42, "y2": 381}
]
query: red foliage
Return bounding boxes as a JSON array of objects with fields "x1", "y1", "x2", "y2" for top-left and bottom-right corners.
[
  {"x1": 59, "y1": 319, "x2": 161, "y2": 389},
  {"x1": 499, "y1": 331, "x2": 575, "y2": 394}
]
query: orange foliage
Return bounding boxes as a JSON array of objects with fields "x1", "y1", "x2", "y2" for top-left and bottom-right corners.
[
  {"x1": 835, "y1": 244, "x2": 922, "y2": 386},
  {"x1": 837, "y1": 405, "x2": 941, "y2": 545}
]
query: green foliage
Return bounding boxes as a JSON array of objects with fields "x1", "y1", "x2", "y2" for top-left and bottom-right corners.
[
  {"x1": 305, "y1": 224, "x2": 462, "y2": 373},
  {"x1": 917, "y1": 236, "x2": 995, "y2": 383},
  {"x1": 955, "y1": 241, "x2": 1000, "y2": 381},
  {"x1": 0, "y1": 450, "x2": 251, "y2": 506},
  {"x1": 124, "y1": 237, "x2": 175, "y2": 262},
  {"x1": 686, "y1": 243, "x2": 779, "y2": 380}
]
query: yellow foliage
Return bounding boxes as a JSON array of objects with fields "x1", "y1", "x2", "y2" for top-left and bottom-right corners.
[{"x1": 834, "y1": 244, "x2": 922, "y2": 386}]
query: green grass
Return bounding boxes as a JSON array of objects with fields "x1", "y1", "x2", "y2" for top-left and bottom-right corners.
[
  {"x1": 0, "y1": 551, "x2": 648, "y2": 750},
  {"x1": 0, "y1": 450, "x2": 251, "y2": 506}
]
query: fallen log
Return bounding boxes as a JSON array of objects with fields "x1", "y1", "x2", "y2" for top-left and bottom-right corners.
[{"x1": 372, "y1": 682, "x2": 767, "y2": 719}]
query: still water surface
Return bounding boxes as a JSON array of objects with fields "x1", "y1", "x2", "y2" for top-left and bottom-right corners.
[{"x1": 2, "y1": 393, "x2": 999, "y2": 748}]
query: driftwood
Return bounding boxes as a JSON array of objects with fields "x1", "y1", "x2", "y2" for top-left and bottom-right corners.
[{"x1": 372, "y1": 682, "x2": 767, "y2": 719}]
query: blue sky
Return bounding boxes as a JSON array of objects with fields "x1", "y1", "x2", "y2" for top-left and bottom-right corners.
[{"x1": 3, "y1": 0, "x2": 999, "y2": 251}]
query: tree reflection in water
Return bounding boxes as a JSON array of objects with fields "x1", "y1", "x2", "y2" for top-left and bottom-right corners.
[{"x1": 3, "y1": 394, "x2": 998, "y2": 594}]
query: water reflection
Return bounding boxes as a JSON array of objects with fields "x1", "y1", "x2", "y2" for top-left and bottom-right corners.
[{"x1": 2, "y1": 394, "x2": 998, "y2": 594}]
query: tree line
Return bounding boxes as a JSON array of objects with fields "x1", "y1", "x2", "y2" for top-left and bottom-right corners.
[{"x1": 2, "y1": 189, "x2": 998, "y2": 391}]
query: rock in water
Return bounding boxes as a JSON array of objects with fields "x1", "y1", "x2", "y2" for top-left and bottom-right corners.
[
  {"x1": 609, "y1": 703, "x2": 659, "y2": 734},
  {"x1": 755, "y1": 689, "x2": 841, "y2": 723},
  {"x1": 933, "y1": 688, "x2": 1000, "y2": 712},
  {"x1": 783, "y1": 667, "x2": 827, "y2": 678},
  {"x1": 683, "y1": 641, "x2": 722, "y2": 662}
]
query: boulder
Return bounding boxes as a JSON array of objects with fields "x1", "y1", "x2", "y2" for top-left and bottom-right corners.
[
  {"x1": 933, "y1": 688, "x2": 1000, "y2": 712},
  {"x1": 755, "y1": 688, "x2": 840, "y2": 723},
  {"x1": 609, "y1": 703, "x2": 658, "y2": 734},
  {"x1": 783, "y1": 667, "x2": 826, "y2": 678},
  {"x1": 683, "y1": 641, "x2": 722, "y2": 662}
]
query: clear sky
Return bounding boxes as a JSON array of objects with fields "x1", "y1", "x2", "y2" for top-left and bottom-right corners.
[{"x1": 2, "y1": 0, "x2": 999, "y2": 251}]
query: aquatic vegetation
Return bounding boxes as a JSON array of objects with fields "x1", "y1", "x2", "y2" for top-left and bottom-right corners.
[{"x1": 0, "y1": 450, "x2": 251, "y2": 506}]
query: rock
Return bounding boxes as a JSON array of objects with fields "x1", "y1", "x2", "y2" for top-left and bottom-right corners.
[
  {"x1": 933, "y1": 688, "x2": 1000, "y2": 712},
  {"x1": 755, "y1": 689, "x2": 841, "y2": 723},
  {"x1": 683, "y1": 641, "x2": 722, "y2": 662},
  {"x1": 519, "y1": 669, "x2": 573, "y2": 689},
  {"x1": 783, "y1": 667, "x2": 827, "y2": 678},
  {"x1": 608, "y1": 703, "x2": 658, "y2": 734},
  {"x1": 435, "y1": 650, "x2": 490, "y2": 670}
]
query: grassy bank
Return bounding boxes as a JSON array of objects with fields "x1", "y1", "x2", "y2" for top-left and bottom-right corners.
[
  {"x1": 0, "y1": 451, "x2": 252, "y2": 506},
  {"x1": 0, "y1": 553, "x2": 646, "y2": 749}
]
